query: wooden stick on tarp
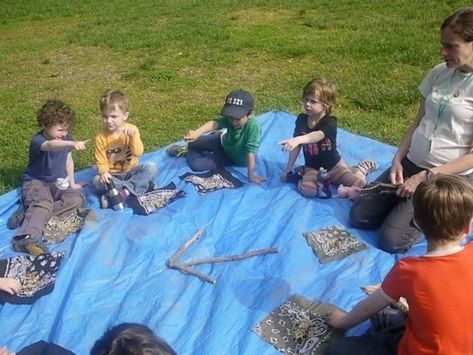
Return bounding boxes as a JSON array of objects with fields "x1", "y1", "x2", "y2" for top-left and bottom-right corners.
[
  {"x1": 166, "y1": 228, "x2": 279, "y2": 284},
  {"x1": 166, "y1": 228, "x2": 204, "y2": 267},
  {"x1": 179, "y1": 247, "x2": 279, "y2": 267}
]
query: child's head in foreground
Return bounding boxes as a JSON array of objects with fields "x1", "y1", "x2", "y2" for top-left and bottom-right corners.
[
  {"x1": 37, "y1": 99, "x2": 77, "y2": 140},
  {"x1": 302, "y1": 78, "x2": 337, "y2": 114},
  {"x1": 100, "y1": 90, "x2": 129, "y2": 133},
  {"x1": 220, "y1": 89, "x2": 254, "y2": 128},
  {"x1": 413, "y1": 174, "x2": 473, "y2": 243},
  {"x1": 90, "y1": 323, "x2": 177, "y2": 355}
]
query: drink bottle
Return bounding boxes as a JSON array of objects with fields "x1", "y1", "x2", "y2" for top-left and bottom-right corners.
[
  {"x1": 317, "y1": 167, "x2": 332, "y2": 199},
  {"x1": 106, "y1": 180, "x2": 125, "y2": 210}
]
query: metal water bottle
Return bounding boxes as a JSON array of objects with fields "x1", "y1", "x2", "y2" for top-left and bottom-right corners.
[
  {"x1": 317, "y1": 167, "x2": 332, "y2": 199},
  {"x1": 106, "y1": 180, "x2": 125, "y2": 211}
]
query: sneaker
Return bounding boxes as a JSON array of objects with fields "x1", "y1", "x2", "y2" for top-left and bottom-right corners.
[
  {"x1": 99, "y1": 194, "x2": 109, "y2": 209},
  {"x1": 146, "y1": 181, "x2": 159, "y2": 192},
  {"x1": 352, "y1": 159, "x2": 377, "y2": 176},
  {"x1": 120, "y1": 189, "x2": 130, "y2": 200},
  {"x1": 7, "y1": 203, "x2": 25, "y2": 230},
  {"x1": 12, "y1": 234, "x2": 49, "y2": 256},
  {"x1": 166, "y1": 144, "x2": 188, "y2": 157}
]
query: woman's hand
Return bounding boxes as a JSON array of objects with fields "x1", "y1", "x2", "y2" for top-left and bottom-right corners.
[
  {"x1": 397, "y1": 171, "x2": 427, "y2": 198},
  {"x1": 389, "y1": 160, "x2": 404, "y2": 185}
]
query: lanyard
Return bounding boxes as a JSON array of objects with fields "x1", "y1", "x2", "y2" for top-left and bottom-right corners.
[{"x1": 435, "y1": 69, "x2": 473, "y2": 133}]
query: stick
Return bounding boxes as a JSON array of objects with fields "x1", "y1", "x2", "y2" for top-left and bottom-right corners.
[
  {"x1": 180, "y1": 247, "x2": 279, "y2": 267},
  {"x1": 172, "y1": 264, "x2": 216, "y2": 284},
  {"x1": 166, "y1": 228, "x2": 205, "y2": 267}
]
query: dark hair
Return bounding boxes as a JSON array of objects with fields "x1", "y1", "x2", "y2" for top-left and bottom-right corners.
[
  {"x1": 37, "y1": 99, "x2": 76, "y2": 128},
  {"x1": 413, "y1": 174, "x2": 473, "y2": 242},
  {"x1": 441, "y1": 7, "x2": 473, "y2": 42},
  {"x1": 91, "y1": 323, "x2": 177, "y2": 355}
]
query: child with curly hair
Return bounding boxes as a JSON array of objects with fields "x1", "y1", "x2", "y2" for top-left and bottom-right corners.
[{"x1": 8, "y1": 99, "x2": 88, "y2": 255}]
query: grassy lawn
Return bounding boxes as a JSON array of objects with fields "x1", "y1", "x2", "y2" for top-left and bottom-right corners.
[{"x1": 0, "y1": 0, "x2": 467, "y2": 192}]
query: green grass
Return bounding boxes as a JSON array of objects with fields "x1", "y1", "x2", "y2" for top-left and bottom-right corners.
[{"x1": 0, "y1": 0, "x2": 467, "y2": 192}]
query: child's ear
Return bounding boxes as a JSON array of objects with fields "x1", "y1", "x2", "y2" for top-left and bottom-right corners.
[
  {"x1": 464, "y1": 219, "x2": 473, "y2": 236},
  {"x1": 124, "y1": 112, "x2": 129, "y2": 120}
]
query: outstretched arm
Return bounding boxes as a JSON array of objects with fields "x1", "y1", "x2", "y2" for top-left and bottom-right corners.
[
  {"x1": 279, "y1": 130, "x2": 325, "y2": 152},
  {"x1": 41, "y1": 139, "x2": 89, "y2": 152},
  {"x1": 184, "y1": 121, "x2": 219, "y2": 143},
  {"x1": 326, "y1": 289, "x2": 392, "y2": 330}
]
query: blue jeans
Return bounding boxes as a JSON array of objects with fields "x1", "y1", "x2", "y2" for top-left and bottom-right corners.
[
  {"x1": 327, "y1": 307, "x2": 405, "y2": 355},
  {"x1": 93, "y1": 162, "x2": 158, "y2": 196}
]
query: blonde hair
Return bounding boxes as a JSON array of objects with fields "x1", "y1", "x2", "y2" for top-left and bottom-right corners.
[
  {"x1": 302, "y1": 78, "x2": 337, "y2": 113},
  {"x1": 413, "y1": 174, "x2": 473, "y2": 242},
  {"x1": 100, "y1": 90, "x2": 129, "y2": 113}
]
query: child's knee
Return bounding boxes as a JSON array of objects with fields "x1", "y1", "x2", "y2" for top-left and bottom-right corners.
[
  {"x1": 298, "y1": 180, "x2": 318, "y2": 197},
  {"x1": 62, "y1": 190, "x2": 86, "y2": 209},
  {"x1": 92, "y1": 175, "x2": 104, "y2": 191},
  {"x1": 143, "y1": 162, "x2": 158, "y2": 177}
]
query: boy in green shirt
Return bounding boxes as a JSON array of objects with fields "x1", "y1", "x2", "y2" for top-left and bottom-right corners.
[{"x1": 167, "y1": 89, "x2": 266, "y2": 184}]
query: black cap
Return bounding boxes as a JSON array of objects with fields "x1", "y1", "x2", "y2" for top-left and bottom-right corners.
[{"x1": 220, "y1": 90, "x2": 254, "y2": 119}]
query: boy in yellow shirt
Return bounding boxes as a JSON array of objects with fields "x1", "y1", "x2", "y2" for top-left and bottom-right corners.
[{"x1": 93, "y1": 90, "x2": 157, "y2": 208}]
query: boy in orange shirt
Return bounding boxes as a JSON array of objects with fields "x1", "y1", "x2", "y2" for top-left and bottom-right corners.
[
  {"x1": 93, "y1": 90, "x2": 157, "y2": 208},
  {"x1": 326, "y1": 174, "x2": 473, "y2": 355}
]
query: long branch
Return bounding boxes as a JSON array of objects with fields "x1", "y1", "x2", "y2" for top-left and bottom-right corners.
[{"x1": 180, "y1": 247, "x2": 279, "y2": 267}]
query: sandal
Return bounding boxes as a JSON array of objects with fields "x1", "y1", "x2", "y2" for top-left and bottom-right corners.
[
  {"x1": 352, "y1": 159, "x2": 377, "y2": 176},
  {"x1": 7, "y1": 203, "x2": 25, "y2": 230},
  {"x1": 166, "y1": 144, "x2": 188, "y2": 157}
]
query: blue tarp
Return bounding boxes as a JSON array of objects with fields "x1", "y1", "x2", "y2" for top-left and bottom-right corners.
[{"x1": 0, "y1": 111, "x2": 426, "y2": 354}]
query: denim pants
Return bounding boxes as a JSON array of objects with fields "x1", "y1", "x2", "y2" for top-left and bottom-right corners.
[
  {"x1": 93, "y1": 162, "x2": 158, "y2": 197},
  {"x1": 326, "y1": 307, "x2": 405, "y2": 355},
  {"x1": 18, "y1": 179, "x2": 85, "y2": 238}
]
